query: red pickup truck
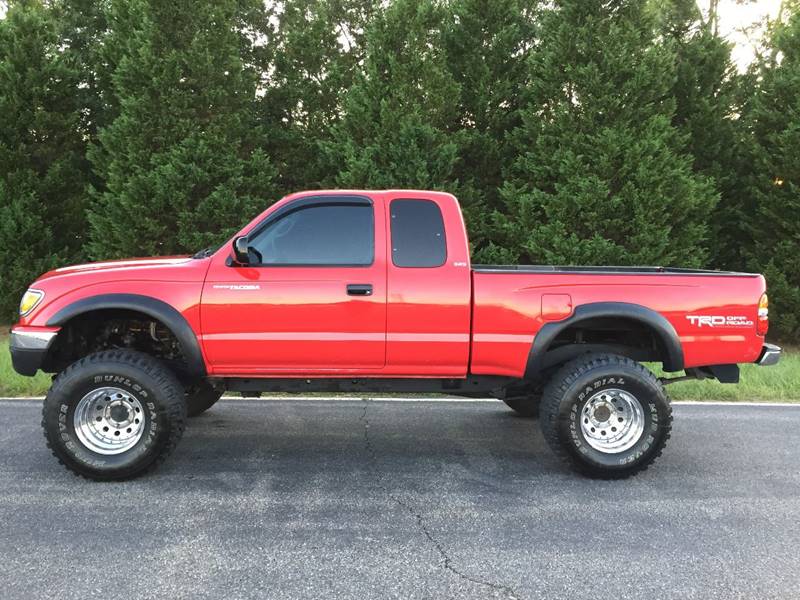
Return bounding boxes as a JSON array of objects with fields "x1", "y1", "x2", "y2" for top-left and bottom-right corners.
[{"x1": 10, "y1": 190, "x2": 780, "y2": 481}]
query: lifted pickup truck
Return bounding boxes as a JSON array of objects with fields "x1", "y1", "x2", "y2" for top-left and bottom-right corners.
[{"x1": 10, "y1": 190, "x2": 781, "y2": 480}]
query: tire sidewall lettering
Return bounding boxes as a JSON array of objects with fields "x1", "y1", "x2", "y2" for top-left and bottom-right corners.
[{"x1": 577, "y1": 377, "x2": 625, "y2": 403}]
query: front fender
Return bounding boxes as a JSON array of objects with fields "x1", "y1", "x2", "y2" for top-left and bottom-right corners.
[{"x1": 46, "y1": 293, "x2": 206, "y2": 378}]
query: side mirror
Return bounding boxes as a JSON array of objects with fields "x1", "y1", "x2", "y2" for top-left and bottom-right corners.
[{"x1": 233, "y1": 236, "x2": 251, "y2": 265}]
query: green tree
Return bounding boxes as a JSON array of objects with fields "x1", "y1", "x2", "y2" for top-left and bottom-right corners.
[
  {"x1": 260, "y1": 0, "x2": 377, "y2": 192},
  {"x1": 52, "y1": 0, "x2": 116, "y2": 135},
  {"x1": 443, "y1": 0, "x2": 539, "y2": 254},
  {"x1": 323, "y1": 0, "x2": 460, "y2": 190},
  {"x1": 87, "y1": 0, "x2": 278, "y2": 259},
  {"x1": 486, "y1": 0, "x2": 717, "y2": 266},
  {"x1": 745, "y1": 6, "x2": 800, "y2": 339},
  {"x1": 656, "y1": 0, "x2": 745, "y2": 269},
  {"x1": 0, "y1": 0, "x2": 89, "y2": 320},
  {"x1": 47, "y1": 0, "x2": 123, "y2": 205}
]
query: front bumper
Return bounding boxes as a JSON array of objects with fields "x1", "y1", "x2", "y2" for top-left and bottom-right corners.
[
  {"x1": 8, "y1": 327, "x2": 59, "y2": 376},
  {"x1": 756, "y1": 343, "x2": 782, "y2": 367}
]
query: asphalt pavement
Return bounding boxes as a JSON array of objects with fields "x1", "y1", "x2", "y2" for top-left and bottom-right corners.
[{"x1": 0, "y1": 398, "x2": 798, "y2": 600}]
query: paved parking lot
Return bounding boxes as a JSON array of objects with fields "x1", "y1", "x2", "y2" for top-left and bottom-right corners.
[{"x1": 1, "y1": 398, "x2": 798, "y2": 600}]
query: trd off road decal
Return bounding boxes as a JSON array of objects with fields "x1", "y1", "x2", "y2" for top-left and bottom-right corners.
[{"x1": 686, "y1": 315, "x2": 754, "y2": 328}]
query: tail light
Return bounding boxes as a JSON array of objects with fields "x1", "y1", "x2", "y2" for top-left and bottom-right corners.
[{"x1": 757, "y1": 293, "x2": 769, "y2": 336}]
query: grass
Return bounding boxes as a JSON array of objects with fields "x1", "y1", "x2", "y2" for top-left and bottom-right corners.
[
  {"x1": 650, "y1": 353, "x2": 800, "y2": 402},
  {"x1": 1, "y1": 330, "x2": 798, "y2": 401},
  {"x1": 0, "y1": 332, "x2": 53, "y2": 396}
]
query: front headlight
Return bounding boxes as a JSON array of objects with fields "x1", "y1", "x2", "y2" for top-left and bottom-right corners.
[{"x1": 19, "y1": 289, "x2": 44, "y2": 316}]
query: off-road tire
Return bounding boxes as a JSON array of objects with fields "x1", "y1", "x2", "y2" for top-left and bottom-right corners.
[
  {"x1": 185, "y1": 381, "x2": 223, "y2": 417},
  {"x1": 539, "y1": 353, "x2": 672, "y2": 479},
  {"x1": 42, "y1": 350, "x2": 187, "y2": 481},
  {"x1": 502, "y1": 395, "x2": 541, "y2": 418}
]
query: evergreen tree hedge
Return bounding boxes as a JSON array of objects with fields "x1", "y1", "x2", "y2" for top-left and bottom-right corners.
[
  {"x1": 0, "y1": 0, "x2": 89, "y2": 320},
  {"x1": 323, "y1": 0, "x2": 460, "y2": 190},
  {"x1": 262, "y1": 0, "x2": 376, "y2": 192},
  {"x1": 0, "y1": 0, "x2": 797, "y2": 341},
  {"x1": 484, "y1": 0, "x2": 718, "y2": 267},
  {"x1": 659, "y1": 1, "x2": 743, "y2": 269},
  {"x1": 86, "y1": 0, "x2": 278, "y2": 258},
  {"x1": 745, "y1": 10, "x2": 800, "y2": 339},
  {"x1": 442, "y1": 0, "x2": 538, "y2": 254}
]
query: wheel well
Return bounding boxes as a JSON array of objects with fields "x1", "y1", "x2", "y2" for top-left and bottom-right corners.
[
  {"x1": 525, "y1": 302, "x2": 684, "y2": 380},
  {"x1": 535, "y1": 317, "x2": 675, "y2": 378},
  {"x1": 43, "y1": 309, "x2": 191, "y2": 380},
  {"x1": 550, "y1": 317, "x2": 662, "y2": 357}
]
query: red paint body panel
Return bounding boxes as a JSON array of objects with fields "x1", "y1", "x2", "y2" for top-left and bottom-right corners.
[
  {"x1": 15, "y1": 190, "x2": 769, "y2": 381},
  {"x1": 200, "y1": 192, "x2": 389, "y2": 374},
  {"x1": 17, "y1": 257, "x2": 208, "y2": 334},
  {"x1": 383, "y1": 191, "x2": 472, "y2": 377},
  {"x1": 200, "y1": 190, "x2": 473, "y2": 377},
  {"x1": 470, "y1": 272, "x2": 766, "y2": 377}
]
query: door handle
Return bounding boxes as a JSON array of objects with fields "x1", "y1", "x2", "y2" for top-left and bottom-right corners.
[{"x1": 347, "y1": 284, "x2": 373, "y2": 296}]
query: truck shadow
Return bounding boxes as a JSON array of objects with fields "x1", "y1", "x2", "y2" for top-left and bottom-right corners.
[{"x1": 162, "y1": 399, "x2": 564, "y2": 492}]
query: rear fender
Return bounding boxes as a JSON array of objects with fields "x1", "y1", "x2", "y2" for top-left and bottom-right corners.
[{"x1": 524, "y1": 302, "x2": 684, "y2": 379}]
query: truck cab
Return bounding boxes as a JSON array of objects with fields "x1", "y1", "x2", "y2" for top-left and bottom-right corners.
[{"x1": 200, "y1": 190, "x2": 473, "y2": 377}]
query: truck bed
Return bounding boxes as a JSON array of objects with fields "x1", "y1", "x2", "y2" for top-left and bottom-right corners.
[{"x1": 469, "y1": 267, "x2": 767, "y2": 378}]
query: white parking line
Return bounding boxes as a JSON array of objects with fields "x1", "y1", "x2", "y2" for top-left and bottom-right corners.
[
  {"x1": 0, "y1": 396, "x2": 798, "y2": 406},
  {"x1": 671, "y1": 400, "x2": 799, "y2": 407}
]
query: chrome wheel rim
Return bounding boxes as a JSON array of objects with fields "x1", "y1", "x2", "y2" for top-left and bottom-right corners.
[
  {"x1": 73, "y1": 387, "x2": 145, "y2": 455},
  {"x1": 579, "y1": 389, "x2": 645, "y2": 454}
]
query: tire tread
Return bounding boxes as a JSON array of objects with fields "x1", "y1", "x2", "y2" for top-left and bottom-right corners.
[
  {"x1": 539, "y1": 353, "x2": 672, "y2": 479},
  {"x1": 41, "y1": 350, "x2": 187, "y2": 481}
]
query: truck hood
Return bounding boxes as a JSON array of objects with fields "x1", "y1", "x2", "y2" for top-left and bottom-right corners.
[{"x1": 40, "y1": 256, "x2": 195, "y2": 279}]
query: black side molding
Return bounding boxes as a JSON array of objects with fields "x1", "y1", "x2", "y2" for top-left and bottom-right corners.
[
  {"x1": 524, "y1": 302, "x2": 685, "y2": 379},
  {"x1": 47, "y1": 294, "x2": 206, "y2": 378}
]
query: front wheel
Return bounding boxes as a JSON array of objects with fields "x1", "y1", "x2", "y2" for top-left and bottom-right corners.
[
  {"x1": 42, "y1": 350, "x2": 187, "y2": 481},
  {"x1": 539, "y1": 353, "x2": 672, "y2": 479}
]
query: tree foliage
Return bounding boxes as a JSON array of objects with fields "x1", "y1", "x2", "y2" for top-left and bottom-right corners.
[
  {"x1": 744, "y1": 10, "x2": 800, "y2": 338},
  {"x1": 441, "y1": 0, "x2": 538, "y2": 250},
  {"x1": 484, "y1": 0, "x2": 717, "y2": 266},
  {"x1": 0, "y1": 0, "x2": 797, "y2": 340},
  {"x1": 324, "y1": 0, "x2": 460, "y2": 190},
  {"x1": 656, "y1": 0, "x2": 746, "y2": 269},
  {"x1": 261, "y1": 0, "x2": 376, "y2": 192},
  {"x1": 0, "y1": 0, "x2": 89, "y2": 317},
  {"x1": 86, "y1": 0, "x2": 278, "y2": 258}
]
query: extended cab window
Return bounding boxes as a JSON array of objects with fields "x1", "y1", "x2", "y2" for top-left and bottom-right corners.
[
  {"x1": 250, "y1": 202, "x2": 374, "y2": 266},
  {"x1": 390, "y1": 199, "x2": 446, "y2": 267}
]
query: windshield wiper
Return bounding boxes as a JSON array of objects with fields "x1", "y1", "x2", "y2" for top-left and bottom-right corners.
[{"x1": 192, "y1": 247, "x2": 214, "y2": 259}]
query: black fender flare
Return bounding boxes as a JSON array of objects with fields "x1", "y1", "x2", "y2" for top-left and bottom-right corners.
[
  {"x1": 524, "y1": 302, "x2": 684, "y2": 379},
  {"x1": 47, "y1": 293, "x2": 206, "y2": 378}
]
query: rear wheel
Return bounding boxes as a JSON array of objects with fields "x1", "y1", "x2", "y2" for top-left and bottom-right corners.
[
  {"x1": 539, "y1": 353, "x2": 671, "y2": 479},
  {"x1": 42, "y1": 350, "x2": 186, "y2": 481},
  {"x1": 185, "y1": 381, "x2": 223, "y2": 417}
]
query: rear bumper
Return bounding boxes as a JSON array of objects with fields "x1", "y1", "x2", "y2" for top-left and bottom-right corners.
[
  {"x1": 8, "y1": 327, "x2": 59, "y2": 376},
  {"x1": 756, "y1": 343, "x2": 781, "y2": 367}
]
